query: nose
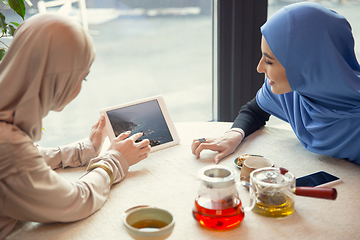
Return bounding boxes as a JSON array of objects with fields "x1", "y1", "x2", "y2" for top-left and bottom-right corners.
[{"x1": 257, "y1": 57, "x2": 265, "y2": 74}]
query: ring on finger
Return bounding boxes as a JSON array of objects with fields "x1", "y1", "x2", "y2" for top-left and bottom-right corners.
[{"x1": 198, "y1": 138, "x2": 206, "y2": 143}]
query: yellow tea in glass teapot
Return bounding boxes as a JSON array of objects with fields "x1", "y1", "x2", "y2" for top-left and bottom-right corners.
[{"x1": 250, "y1": 167, "x2": 295, "y2": 218}]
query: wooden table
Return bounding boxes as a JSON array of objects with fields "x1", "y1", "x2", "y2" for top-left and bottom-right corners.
[{"x1": 6, "y1": 122, "x2": 360, "y2": 240}]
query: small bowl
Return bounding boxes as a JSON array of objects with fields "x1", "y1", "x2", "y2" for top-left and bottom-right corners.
[
  {"x1": 123, "y1": 205, "x2": 175, "y2": 240},
  {"x1": 234, "y1": 154, "x2": 264, "y2": 169}
]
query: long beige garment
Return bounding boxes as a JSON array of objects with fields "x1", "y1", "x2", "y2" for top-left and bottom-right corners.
[
  {"x1": 0, "y1": 12, "x2": 131, "y2": 240},
  {"x1": 0, "y1": 122, "x2": 129, "y2": 239}
]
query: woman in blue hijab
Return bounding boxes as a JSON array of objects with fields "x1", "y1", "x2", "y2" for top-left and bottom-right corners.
[{"x1": 192, "y1": 2, "x2": 360, "y2": 164}]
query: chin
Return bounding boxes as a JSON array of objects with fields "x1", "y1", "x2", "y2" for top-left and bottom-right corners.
[
  {"x1": 271, "y1": 87, "x2": 292, "y2": 95},
  {"x1": 270, "y1": 87, "x2": 281, "y2": 95}
]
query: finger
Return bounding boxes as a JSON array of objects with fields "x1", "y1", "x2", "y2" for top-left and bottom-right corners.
[
  {"x1": 215, "y1": 148, "x2": 232, "y2": 164},
  {"x1": 129, "y1": 132, "x2": 144, "y2": 141},
  {"x1": 191, "y1": 137, "x2": 214, "y2": 155},
  {"x1": 194, "y1": 144, "x2": 206, "y2": 159},
  {"x1": 138, "y1": 139, "x2": 150, "y2": 148},
  {"x1": 99, "y1": 116, "x2": 107, "y2": 137},
  {"x1": 98, "y1": 115, "x2": 106, "y2": 129},
  {"x1": 117, "y1": 131, "x2": 131, "y2": 141},
  {"x1": 92, "y1": 115, "x2": 104, "y2": 131},
  {"x1": 194, "y1": 143, "x2": 222, "y2": 159},
  {"x1": 214, "y1": 152, "x2": 225, "y2": 164},
  {"x1": 193, "y1": 138, "x2": 207, "y2": 144},
  {"x1": 91, "y1": 118, "x2": 101, "y2": 131},
  {"x1": 191, "y1": 141, "x2": 201, "y2": 155},
  {"x1": 138, "y1": 152, "x2": 149, "y2": 161},
  {"x1": 192, "y1": 139, "x2": 200, "y2": 144},
  {"x1": 139, "y1": 145, "x2": 151, "y2": 155}
]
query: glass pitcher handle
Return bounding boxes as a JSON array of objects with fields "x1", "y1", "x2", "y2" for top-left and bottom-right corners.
[{"x1": 236, "y1": 181, "x2": 256, "y2": 212}]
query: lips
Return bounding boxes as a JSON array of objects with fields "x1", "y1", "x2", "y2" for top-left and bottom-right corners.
[{"x1": 268, "y1": 78, "x2": 275, "y2": 85}]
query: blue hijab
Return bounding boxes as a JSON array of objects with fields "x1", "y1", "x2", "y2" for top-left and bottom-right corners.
[{"x1": 256, "y1": 2, "x2": 360, "y2": 163}]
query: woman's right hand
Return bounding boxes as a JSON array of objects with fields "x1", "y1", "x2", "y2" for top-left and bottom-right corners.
[
  {"x1": 191, "y1": 131, "x2": 244, "y2": 164},
  {"x1": 108, "y1": 131, "x2": 151, "y2": 166}
]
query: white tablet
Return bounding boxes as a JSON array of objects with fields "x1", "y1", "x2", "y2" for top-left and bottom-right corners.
[{"x1": 100, "y1": 96, "x2": 180, "y2": 152}]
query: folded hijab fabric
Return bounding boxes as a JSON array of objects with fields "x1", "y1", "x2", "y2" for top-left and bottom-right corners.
[
  {"x1": 0, "y1": 13, "x2": 96, "y2": 141},
  {"x1": 256, "y1": 2, "x2": 360, "y2": 163}
]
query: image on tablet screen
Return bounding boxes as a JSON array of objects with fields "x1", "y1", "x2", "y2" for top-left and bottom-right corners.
[{"x1": 106, "y1": 100, "x2": 173, "y2": 147}]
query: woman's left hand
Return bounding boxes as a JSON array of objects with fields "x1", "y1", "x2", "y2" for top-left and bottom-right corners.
[{"x1": 89, "y1": 115, "x2": 107, "y2": 156}]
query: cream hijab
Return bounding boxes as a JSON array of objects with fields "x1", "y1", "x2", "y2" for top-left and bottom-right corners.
[{"x1": 0, "y1": 13, "x2": 95, "y2": 141}]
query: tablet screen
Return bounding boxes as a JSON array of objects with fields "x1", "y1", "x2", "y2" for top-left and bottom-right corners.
[{"x1": 106, "y1": 99, "x2": 173, "y2": 147}]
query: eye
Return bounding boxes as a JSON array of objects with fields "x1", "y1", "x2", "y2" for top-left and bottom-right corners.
[{"x1": 265, "y1": 59, "x2": 273, "y2": 65}]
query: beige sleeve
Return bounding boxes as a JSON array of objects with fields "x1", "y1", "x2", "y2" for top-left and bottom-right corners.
[
  {"x1": 85, "y1": 150, "x2": 130, "y2": 185},
  {"x1": 35, "y1": 138, "x2": 96, "y2": 170},
  {"x1": 1, "y1": 142, "x2": 129, "y2": 223}
]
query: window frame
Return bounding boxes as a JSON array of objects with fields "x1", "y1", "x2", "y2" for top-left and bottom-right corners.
[{"x1": 214, "y1": 0, "x2": 268, "y2": 122}]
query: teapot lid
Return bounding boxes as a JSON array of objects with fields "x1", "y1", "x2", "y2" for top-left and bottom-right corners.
[
  {"x1": 198, "y1": 165, "x2": 235, "y2": 188},
  {"x1": 251, "y1": 167, "x2": 295, "y2": 187}
]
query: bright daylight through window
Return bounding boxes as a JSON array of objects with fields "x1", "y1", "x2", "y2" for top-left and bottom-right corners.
[
  {"x1": 4, "y1": 0, "x2": 213, "y2": 147},
  {"x1": 1, "y1": 0, "x2": 359, "y2": 147}
]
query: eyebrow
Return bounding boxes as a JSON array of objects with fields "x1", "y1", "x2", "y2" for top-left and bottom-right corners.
[{"x1": 263, "y1": 52, "x2": 274, "y2": 60}]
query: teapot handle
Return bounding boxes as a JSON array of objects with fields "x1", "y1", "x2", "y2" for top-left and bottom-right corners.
[
  {"x1": 237, "y1": 181, "x2": 256, "y2": 212},
  {"x1": 293, "y1": 187, "x2": 337, "y2": 200}
]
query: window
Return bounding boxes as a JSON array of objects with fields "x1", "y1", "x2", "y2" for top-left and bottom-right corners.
[
  {"x1": 33, "y1": 0, "x2": 213, "y2": 147},
  {"x1": 3, "y1": 0, "x2": 359, "y2": 147}
]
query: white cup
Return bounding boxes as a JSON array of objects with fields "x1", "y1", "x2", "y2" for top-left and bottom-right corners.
[{"x1": 240, "y1": 156, "x2": 275, "y2": 183}]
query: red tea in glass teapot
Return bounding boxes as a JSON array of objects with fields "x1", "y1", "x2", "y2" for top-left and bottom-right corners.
[{"x1": 192, "y1": 165, "x2": 254, "y2": 230}]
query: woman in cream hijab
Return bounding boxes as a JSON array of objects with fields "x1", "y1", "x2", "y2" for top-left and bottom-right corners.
[{"x1": 0, "y1": 13, "x2": 151, "y2": 239}]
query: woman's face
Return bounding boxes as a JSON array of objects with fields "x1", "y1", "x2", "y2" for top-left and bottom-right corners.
[{"x1": 257, "y1": 36, "x2": 292, "y2": 95}]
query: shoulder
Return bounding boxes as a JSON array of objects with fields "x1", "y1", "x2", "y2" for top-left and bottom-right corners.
[
  {"x1": 0, "y1": 122, "x2": 33, "y2": 144},
  {"x1": 0, "y1": 122, "x2": 44, "y2": 175}
]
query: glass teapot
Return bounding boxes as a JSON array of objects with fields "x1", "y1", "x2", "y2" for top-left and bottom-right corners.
[
  {"x1": 248, "y1": 167, "x2": 338, "y2": 218},
  {"x1": 192, "y1": 165, "x2": 255, "y2": 230},
  {"x1": 249, "y1": 167, "x2": 296, "y2": 218}
]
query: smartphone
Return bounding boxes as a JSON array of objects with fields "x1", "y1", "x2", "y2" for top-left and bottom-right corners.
[{"x1": 296, "y1": 171, "x2": 341, "y2": 187}]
